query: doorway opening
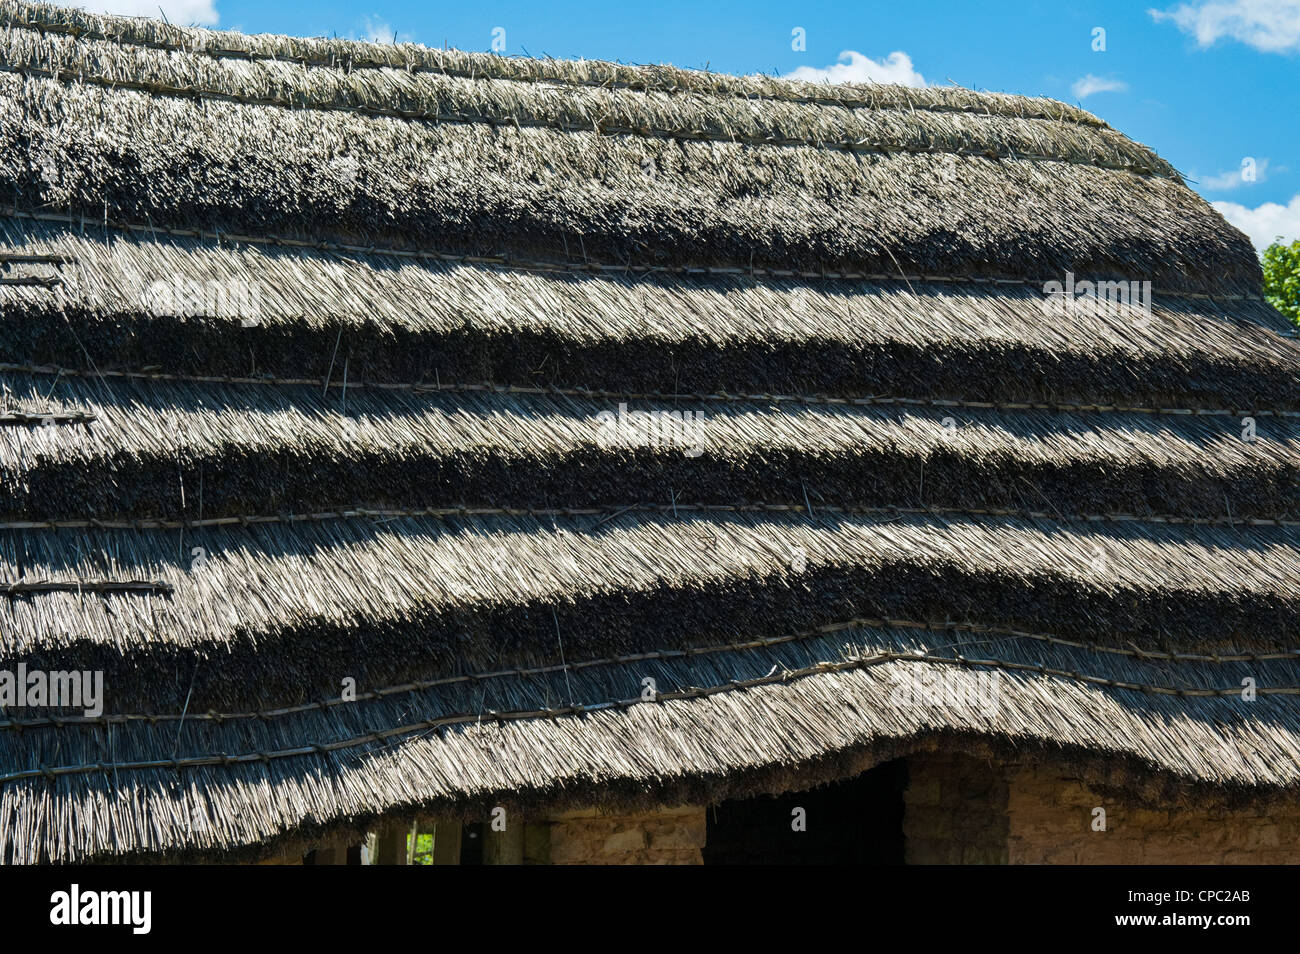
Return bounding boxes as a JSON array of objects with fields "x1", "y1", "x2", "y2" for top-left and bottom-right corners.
[{"x1": 703, "y1": 759, "x2": 907, "y2": 864}]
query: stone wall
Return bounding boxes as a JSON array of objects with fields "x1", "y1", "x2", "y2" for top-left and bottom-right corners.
[
  {"x1": 263, "y1": 754, "x2": 1300, "y2": 864},
  {"x1": 1005, "y1": 761, "x2": 1298, "y2": 865},
  {"x1": 903, "y1": 751, "x2": 1009, "y2": 864},
  {"x1": 903, "y1": 752, "x2": 1300, "y2": 865},
  {"x1": 539, "y1": 805, "x2": 707, "y2": 865}
]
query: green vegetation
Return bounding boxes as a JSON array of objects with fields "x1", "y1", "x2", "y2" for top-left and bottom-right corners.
[{"x1": 1263, "y1": 239, "x2": 1300, "y2": 328}]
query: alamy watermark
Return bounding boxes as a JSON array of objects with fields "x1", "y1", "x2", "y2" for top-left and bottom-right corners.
[
  {"x1": 1041, "y1": 271, "x2": 1151, "y2": 321},
  {"x1": 0, "y1": 665, "x2": 103, "y2": 717},
  {"x1": 50, "y1": 884, "x2": 150, "y2": 934},
  {"x1": 141, "y1": 277, "x2": 263, "y2": 323},
  {"x1": 887, "y1": 667, "x2": 1001, "y2": 716},
  {"x1": 595, "y1": 403, "x2": 708, "y2": 458}
]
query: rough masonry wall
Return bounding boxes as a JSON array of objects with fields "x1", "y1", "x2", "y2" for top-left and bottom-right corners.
[
  {"x1": 541, "y1": 805, "x2": 707, "y2": 865},
  {"x1": 1005, "y1": 762, "x2": 1300, "y2": 865},
  {"x1": 903, "y1": 751, "x2": 1010, "y2": 864},
  {"x1": 904, "y1": 752, "x2": 1300, "y2": 864},
  {"x1": 262, "y1": 756, "x2": 1300, "y2": 865}
]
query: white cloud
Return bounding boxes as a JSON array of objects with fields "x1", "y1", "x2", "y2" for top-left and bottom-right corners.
[
  {"x1": 1071, "y1": 74, "x2": 1129, "y2": 98},
  {"x1": 1213, "y1": 193, "x2": 1300, "y2": 249},
  {"x1": 1150, "y1": 0, "x2": 1300, "y2": 52},
  {"x1": 1199, "y1": 157, "x2": 1271, "y2": 189},
  {"x1": 355, "y1": 16, "x2": 414, "y2": 44},
  {"x1": 67, "y1": 1, "x2": 219, "y2": 25},
  {"x1": 785, "y1": 50, "x2": 926, "y2": 87}
]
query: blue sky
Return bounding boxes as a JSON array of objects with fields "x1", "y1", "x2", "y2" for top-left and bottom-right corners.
[{"x1": 80, "y1": 0, "x2": 1300, "y2": 249}]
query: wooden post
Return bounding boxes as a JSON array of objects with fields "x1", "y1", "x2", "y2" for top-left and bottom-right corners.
[
  {"x1": 431, "y1": 821, "x2": 462, "y2": 865},
  {"x1": 405, "y1": 819, "x2": 419, "y2": 865},
  {"x1": 373, "y1": 823, "x2": 407, "y2": 865},
  {"x1": 483, "y1": 818, "x2": 525, "y2": 864}
]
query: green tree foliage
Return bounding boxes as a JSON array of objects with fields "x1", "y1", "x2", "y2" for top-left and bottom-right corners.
[{"x1": 1262, "y1": 239, "x2": 1300, "y2": 329}]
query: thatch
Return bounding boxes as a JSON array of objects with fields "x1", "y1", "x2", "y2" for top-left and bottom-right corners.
[
  {"x1": 0, "y1": 371, "x2": 1295, "y2": 522},
  {"x1": 0, "y1": 1, "x2": 1131, "y2": 126},
  {"x1": 0, "y1": 218, "x2": 1293, "y2": 410},
  {"x1": 0, "y1": 24, "x2": 1168, "y2": 170},
  {"x1": 0, "y1": 0, "x2": 1294, "y2": 862},
  {"x1": 0, "y1": 6, "x2": 1263, "y2": 293},
  {"x1": 5, "y1": 618, "x2": 1300, "y2": 863},
  {"x1": 0, "y1": 506, "x2": 1297, "y2": 716}
]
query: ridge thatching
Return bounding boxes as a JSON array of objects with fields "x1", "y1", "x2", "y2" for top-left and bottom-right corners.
[
  {"x1": 0, "y1": 0, "x2": 1120, "y2": 125},
  {"x1": 0, "y1": 4, "x2": 1261, "y2": 292},
  {"x1": 0, "y1": 26, "x2": 1172, "y2": 173}
]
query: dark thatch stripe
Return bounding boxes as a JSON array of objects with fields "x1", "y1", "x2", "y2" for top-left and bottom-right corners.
[
  {"x1": 9, "y1": 616, "x2": 1300, "y2": 727},
  {"x1": 0, "y1": 220, "x2": 1292, "y2": 408},
  {"x1": 0, "y1": 511, "x2": 1295, "y2": 712},
  {"x1": 0, "y1": 375, "x2": 1293, "y2": 522}
]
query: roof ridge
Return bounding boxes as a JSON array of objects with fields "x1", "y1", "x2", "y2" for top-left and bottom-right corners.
[
  {"x1": 0, "y1": 0, "x2": 1106, "y2": 128},
  {"x1": 0, "y1": 60, "x2": 1171, "y2": 175}
]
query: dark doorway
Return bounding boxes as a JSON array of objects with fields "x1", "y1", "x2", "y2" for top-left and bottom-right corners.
[
  {"x1": 460, "y1": 823, "x2": 485, "y2": 865},
  {"x1": 703, "y1": 760, "x2": 908, "y2": 864}
]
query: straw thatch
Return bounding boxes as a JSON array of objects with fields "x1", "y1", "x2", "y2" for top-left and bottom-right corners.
[
  {"x1": 0, "y1": 373, "x2": 1296, "y2": 522},
  {"x1": 0, "y1": 3, "x2": 1265, "y2": 294},
  {"x1": 0, "y1": 217, "x2": 1292, "y2": 409},
  {"x1": 0, "y1": 0, "x2": 1295, "y2": 863}
]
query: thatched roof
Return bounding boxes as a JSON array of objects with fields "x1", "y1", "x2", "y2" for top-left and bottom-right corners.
[{"x1": 0, "y1": 0, "x2": 1296, "y2": 863}]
